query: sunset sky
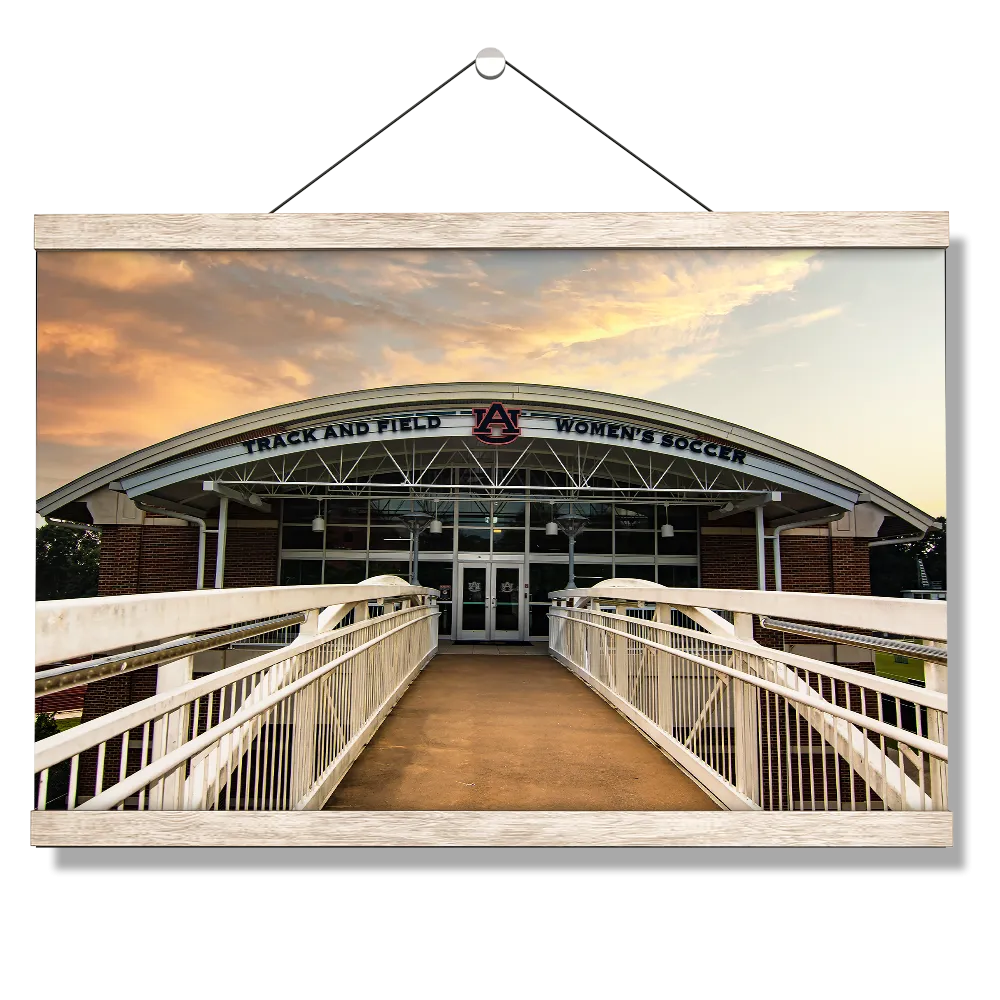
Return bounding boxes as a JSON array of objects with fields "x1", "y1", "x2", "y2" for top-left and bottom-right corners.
[{"x1": 36, "y1": 248, "x2": 946, "y2": 515}]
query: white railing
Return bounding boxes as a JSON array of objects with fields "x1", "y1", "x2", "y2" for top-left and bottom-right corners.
[
  {"x1": 549, "y1": 582, "x2": 947, "y2": 812},
  {"x1": 34, "y1": 577, "x2": 438, "y2": 811}
]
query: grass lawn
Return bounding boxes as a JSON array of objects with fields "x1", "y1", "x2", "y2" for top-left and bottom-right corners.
[{"x1": 874, "y1": 650, "x2": 925, "y2": 684}]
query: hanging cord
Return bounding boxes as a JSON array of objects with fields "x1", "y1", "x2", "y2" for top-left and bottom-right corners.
[
  {"x1": 505, "y1": 59, "x2": 712, "y2": 212},
  {"x1": 269, "y1": 50, "x2": 712, "y2": 215}
]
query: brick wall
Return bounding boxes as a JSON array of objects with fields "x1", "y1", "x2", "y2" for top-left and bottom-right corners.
[
  {"x1": 97, "y1": 523, "x2": 278, "y2": 596},
  {"x1": 96, "y1": 525, "x2": 143, "y2": 595},
  {"x1": 203, "y1": 527, "x2": 280, "y2": 589},
  {"x1": 700, "y1": 530, "x2": 871, "y2": 648}
]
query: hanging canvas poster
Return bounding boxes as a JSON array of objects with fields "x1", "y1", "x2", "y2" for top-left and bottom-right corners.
[{"x1": 32, "y1": 213, "x2": 949, "y2": 846}]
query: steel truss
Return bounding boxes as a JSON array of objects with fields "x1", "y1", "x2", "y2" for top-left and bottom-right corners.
[{"x1": 211, "y1": 434, "x2": 783, "y2": 506}]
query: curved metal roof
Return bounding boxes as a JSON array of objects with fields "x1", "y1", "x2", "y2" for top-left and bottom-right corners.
[{"x1": 37, "y1": 382, "x2": 937, "y2": 530}]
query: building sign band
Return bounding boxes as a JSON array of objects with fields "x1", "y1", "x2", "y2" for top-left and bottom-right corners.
[{"x1": 240, "y1": 402, "x2": 746, "y2": 465}]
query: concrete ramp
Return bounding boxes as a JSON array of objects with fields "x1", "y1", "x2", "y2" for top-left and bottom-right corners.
[{"x1": 325, "y1": 653, "x2": 718, "y2": 811}]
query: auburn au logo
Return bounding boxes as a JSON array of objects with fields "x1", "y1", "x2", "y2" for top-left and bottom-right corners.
[{"x1": 472, "y1": 402, "x2": 522, "y2": 446}]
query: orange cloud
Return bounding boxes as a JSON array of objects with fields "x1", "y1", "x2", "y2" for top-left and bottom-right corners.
[{"x1": 38, "y1": 252, "x2": 194, "y2": 291}]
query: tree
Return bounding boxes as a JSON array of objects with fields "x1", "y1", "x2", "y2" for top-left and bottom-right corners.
[
  {"x1": 36, "y1": 522, "x2": 101, "y2": 600},
  {"x1": 34, "y1": 712, "x2": 70, "y2": 808}
]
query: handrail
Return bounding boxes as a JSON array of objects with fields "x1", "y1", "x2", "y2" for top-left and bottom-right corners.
[
  {"x1": 550, "y1": 585, "x2": 947, "y2": 641},
  {"x1": 554, "y1": 607, "x2": 948, "y2": 711},
  {"x1": 34, "y1": 603, "x2": 425, "y2": 772},
  {"x1": 759, "y1": 616, "x2": 946, "y2": 663},
  {"x1": 549, "y1": 608, "x2": 947, "y2": 761},
  {"x1": 35, "y1": 613, "x2": 308, "y2": 695},
  {"x1": 79, "y1": 611, "x2": 436, "y2": 811},
  {"x1": 35, "y1": 581, "x2": 437, "y2": 665}
]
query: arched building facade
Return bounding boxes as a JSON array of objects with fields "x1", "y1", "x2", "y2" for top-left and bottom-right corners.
[{"x1": 39, "y1": 381, "x2": 937, "y2": 646}]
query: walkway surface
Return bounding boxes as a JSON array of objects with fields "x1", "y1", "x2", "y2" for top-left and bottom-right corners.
[{"x1": 325, "y1": 653, "x2": 718, "y2": 811}]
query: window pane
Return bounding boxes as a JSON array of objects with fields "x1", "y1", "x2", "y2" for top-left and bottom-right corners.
[
  {"x1": 574, "y1": 530, "x2": 613, "y2": 554},
  {"x1": 437, "y1": 602, "x2": 453, "y2": 635},
  {"x1": 496, "y1": 469, "x2": 526, "y2": 487},
  {"x1": 658, "y1": 505, "x2": 699, "y2": 530},
  {"x1": 458, "y1": 501, "x2": 493, "y2": 526},
  {"x1": 368, "y1": 560, "x2": 409, "y2": 579},
  {"x1": 659, "y1": 533, "x2": 698, "y2": 555},
  {"x1": 282, "y1": 525, "x2": 323, "y2": 550},
  {"x1": 326, "y1": 499, "x2": 368, "y2": 524},
  {"x1": 574, "y1": 563, "x2": 613, "y2": 586},
  {"x1": 529, "y1": 563, "x2": 570, "y2": 602},
  {"x1": 324, "y1": 560, "x2": 367, "y2": 585},
  {"x1": 658, "y1": 564, "x2": 700, "y2": 587},
  {"x1": 370, "y1": 500, "x2": 430, "y2": 523},
  {"x1": 419, "y1": 528, "x2": 453, "y2": 552},
  {"x1": 325, "y1": 524, "x2": 366, "y2": 550},
  {"x1": 530, "y1": 501, "x2": 560, "y2": 526},
  {"x1": 282, "y1": 499, "x2": 321, "y2": 523},
  {"x1": 418, "y1": 562, "x2": 454, "y2": 601},
  {"x1": 492, "y1": 501, "x2": 526, "y2": 527},
  {"x1": 429, "y1": 501, "x2": 455, "y2": 526},
  {"x1": 614, "y1": 505, "x2": 655, "y2": 530},
  {"x1": 529, "y1": 529, "x2": 568, "y2": 553},
  {"x1": 571, "y1": 503, "x2": 613, "y2": 529},
  {"x1": 615, "y1": 531, "x2": 655, "y2": 555},
  {"x1": 369, "y1": 525, "x2": 410, "y2": 550},
  {"x1": 457, "y1": 528, "x2": 491, "y2": 551},
  {"x1": 280, "y1": 559, "x2": 322, "y2": 586},
  {"x1": 530, "y1": 470, "x2": 568, "y2": 489},
  {"x1": 492, "y1": 528, "x2": 525, "y2": 553},
  {"x1": 529, "y1": 604, "x2": 550, "y2": 637},
  {"x1": 614, "y1": 563, "x2": 656, "y2": 582}
]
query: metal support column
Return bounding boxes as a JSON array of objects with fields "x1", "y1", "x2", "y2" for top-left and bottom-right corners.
[
  {"x1": 755, "y1": 504, "x2": 766, "y2": 591},
  {"x1": 214, "y1": 495, "x2": 229, "y2": 590}
]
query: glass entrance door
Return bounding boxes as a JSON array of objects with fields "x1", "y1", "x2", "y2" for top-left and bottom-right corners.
[
  {"x1": 457, "y1": 565, "x2": 488, "y2": 640},
  {"x1": 457, "y1": 563, "x2": 524, "y2": 640},
  {"x1": 491, "y1": 564, "x2": 523, "y2": 641}
]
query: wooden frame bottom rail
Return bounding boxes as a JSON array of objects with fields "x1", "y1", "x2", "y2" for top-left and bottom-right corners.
[{"x1": 31, "y1": 810, "x2": 952, "y2": 847}]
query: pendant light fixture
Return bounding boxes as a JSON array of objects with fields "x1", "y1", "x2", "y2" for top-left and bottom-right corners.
[
  {"x1": 545, "y1": 502, "x2": 559, "y2": 535},
  {"x1": 660, "y1": 503, "x2": 674, "y2": 539},
  {"x1": 311, "y1": 499, "x2": 326, "y2": 534}
]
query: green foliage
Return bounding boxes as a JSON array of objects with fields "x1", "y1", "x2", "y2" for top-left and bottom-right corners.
[
  {"x1": 35, "y1": 712, "x2": 71, "y2": 808},
  {"x1": 36, "y1": 522, "x2": 100, "y2": 601},
  {"x1": 870, "y1": 518, "x2": 946, "y2": 597},
  {"x1": 35, "y1": 712, "x2": 60, "y2": 741}
]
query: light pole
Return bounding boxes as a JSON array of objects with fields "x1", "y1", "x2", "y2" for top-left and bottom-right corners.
[
  {"x1": 551, "y1": 507, "x2": 589, "y2": 589},
  {"x1": 397, "y1": 508, "x2": 435, "y2": 585}
]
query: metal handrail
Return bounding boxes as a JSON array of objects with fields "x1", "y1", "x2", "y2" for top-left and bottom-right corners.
[
  {"x1": 759, "y1": 616, "x2": 946, "y2": 663},
  {"x1": 35, "y1": 613, "x2": 307, "y2": 696}
]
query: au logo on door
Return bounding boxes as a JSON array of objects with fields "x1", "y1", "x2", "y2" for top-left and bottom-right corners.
[{"x1": 472, "y1": 402, "x2": 522, "y2": 446}]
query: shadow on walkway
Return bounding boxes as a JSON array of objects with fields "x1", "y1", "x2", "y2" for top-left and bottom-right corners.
[{"x1": 326, "y1": 654, "x2": 718, "y2": 811}]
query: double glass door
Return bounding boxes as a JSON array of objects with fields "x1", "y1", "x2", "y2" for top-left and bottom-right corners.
[{"x1": 457, "y1": 563, "x2": 524, "y2": 641}]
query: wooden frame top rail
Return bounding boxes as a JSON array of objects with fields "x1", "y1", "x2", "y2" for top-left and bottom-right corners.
[{"x1": 34, "y1": 212, "x2": 949, "y2": 250}]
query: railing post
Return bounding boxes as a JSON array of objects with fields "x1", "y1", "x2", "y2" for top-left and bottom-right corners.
[
  {"x1": 299, "y1": 608, "x2": 320, "y2": 638},
  {"x1": 148, "y1": 650, "x2": 194, "y2": 809},
  {"x1": 925, "y1": 645, "x2": 948, "y2": 810},
  {"x1": 613, "y1": 605, "x2": 627, "y2": 695},
  {"x1": 653, "y1": 603, "x2": 674, "y2": 736},
  {"x1": 287, "y1": 608, "x2": 322, "y2": 806},
  {"x1": 732, "y1": 613, "x2": 761, "y2": 805}
]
